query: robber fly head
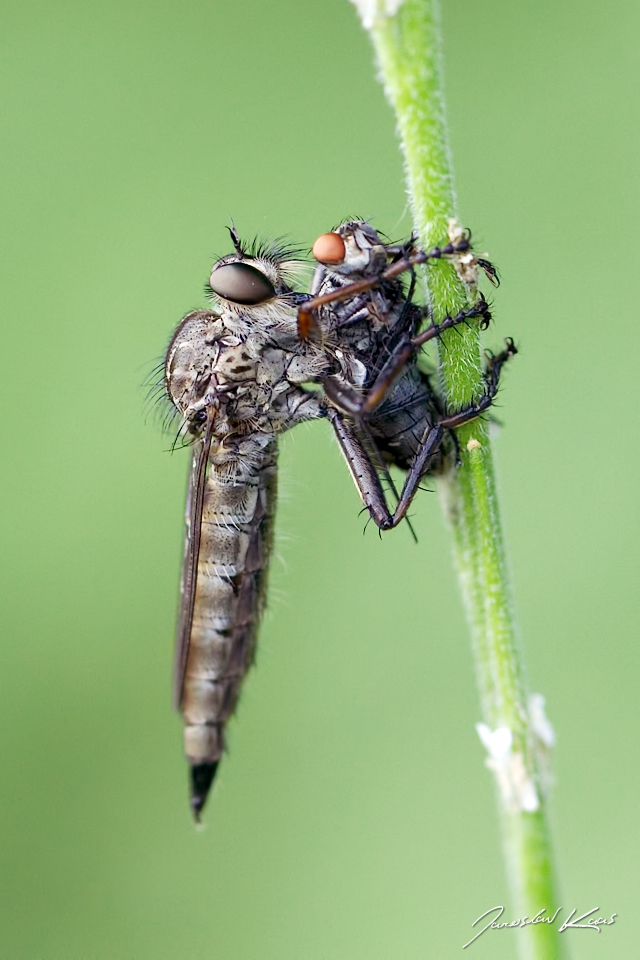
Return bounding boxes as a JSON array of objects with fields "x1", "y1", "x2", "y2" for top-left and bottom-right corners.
[
  {"x1": 205, "y1": 226, "x2": 305, "y2": 312},
  {"x1": 311, "y1": 220, "x2": 389, "y2": 277},
  {"x1": 165, "y1": 228, "x2": 315, "y2": 446}
]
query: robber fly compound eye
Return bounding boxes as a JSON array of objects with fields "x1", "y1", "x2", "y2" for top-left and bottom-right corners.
[
  {"x1": 209, "y1": 261, "x2": 276, "y2": 305},
  {"x1": 312, "y1": 232, "x2": 346, "y2": 264}
]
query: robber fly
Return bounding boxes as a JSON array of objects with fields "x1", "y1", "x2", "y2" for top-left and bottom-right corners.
[
  {"x1": 162, "y1": 221, "x2": 514, "y2": 820},
  {"x1": 163, "y1": 230, "x2": 331, "y2": 819},
  {"x1": 297, "y1": 219, "x2": 516, "y2": 530}
]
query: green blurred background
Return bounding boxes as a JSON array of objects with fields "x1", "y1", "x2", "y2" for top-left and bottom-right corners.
[{"x1": 1, "y1": 0, "x2": 638, "y2": 956}]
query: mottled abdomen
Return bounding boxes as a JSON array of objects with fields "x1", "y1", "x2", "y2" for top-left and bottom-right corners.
[{"x1": 179, "y1": 440, "x2": 278, "y2": 817}]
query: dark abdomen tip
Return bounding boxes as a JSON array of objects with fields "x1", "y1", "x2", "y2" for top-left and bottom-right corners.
[{"x1": 190, "y1": 761, "x2": 219, "y2": 822}]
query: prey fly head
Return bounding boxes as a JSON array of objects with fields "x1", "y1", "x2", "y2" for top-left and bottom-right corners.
[{"x1": 311, "y1": 220, "x2": 390, "y2": 277}]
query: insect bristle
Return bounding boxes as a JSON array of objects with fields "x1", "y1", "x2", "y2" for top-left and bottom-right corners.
[
  {"x1": 330, "y1": 215, "x2": 370, "y2": 231},
  {"x1": 141, "y1": 358, "x2": 176, "y2": 431}
]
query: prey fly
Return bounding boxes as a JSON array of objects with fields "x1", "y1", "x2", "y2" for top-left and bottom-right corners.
[{"x1": 298, "y1": 218, "x2": 516, "y2": 530}]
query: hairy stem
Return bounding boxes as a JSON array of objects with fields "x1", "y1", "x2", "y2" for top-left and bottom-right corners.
[{"x1": 350, "y1": 1, "x2": 565, "y2": 957}]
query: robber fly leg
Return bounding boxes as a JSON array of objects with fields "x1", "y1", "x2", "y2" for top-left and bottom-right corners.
[
  {"x1": 326, "y1": 407, "x2": 444, "y2": 530},
  {"x1": 298, "y1": 236, "x2": 475, "y2": 338},
  {"x1": 412, "y1": 298, "x2": 493, "y2": 348},
  {"x1": 321, "y1": 298, "x2": 493, "y2": 418},
  {"x1": 381, "y1": 423, "x2": 445, "y2": 529},
  {"x1": 321, "y1": 334, "x2": 415, "y2": 416},
  {"x1": 298, "y1": 276, "x2": 381, "y2": 338},
  {"x1": 360, "y1": 298, "x2": 495, "y2": 411},
  {"x1": 326, "y1": 407, "x2": 397, "y2": 527},
  {"x1": 438, "y1": 338, "x2": 518, "y2": 430}
]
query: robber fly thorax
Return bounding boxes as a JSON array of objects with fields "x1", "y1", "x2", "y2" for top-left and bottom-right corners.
[{"x1": 164, "y1": 230, "x2": 328, "y2": 819}]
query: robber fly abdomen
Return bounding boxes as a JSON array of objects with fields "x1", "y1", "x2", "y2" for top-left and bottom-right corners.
[
  {"x1": 178, "y1": 437, "x2": 278, "y2": 814},
  {"x1": 164, "y1": 234, "x2": 326, "y2": 819}
]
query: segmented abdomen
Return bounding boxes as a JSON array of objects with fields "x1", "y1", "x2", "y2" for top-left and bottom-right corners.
[
  {"x1": 181, "y1": 441, "x2": 278, "y2": 774},
  {"x1": 369, "y1": 368, "x2": 436, "y2": 471}
]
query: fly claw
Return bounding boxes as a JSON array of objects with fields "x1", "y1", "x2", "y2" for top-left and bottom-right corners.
[{"x1": 477, "y1": 257, "x2": 501, "y2": 287}]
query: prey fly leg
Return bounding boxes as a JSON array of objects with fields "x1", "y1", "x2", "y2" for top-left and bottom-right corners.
[
  {"x1": 320, "y1": 298, "x2": 493, "y2": 417},
  {"x1": 325, "y1": 339, "x2": 517, "y2": 530}
]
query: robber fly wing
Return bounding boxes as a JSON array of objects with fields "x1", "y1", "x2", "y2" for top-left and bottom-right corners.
[{"x1": 173, "y1": 418, "x2": 214, "y2": 710}]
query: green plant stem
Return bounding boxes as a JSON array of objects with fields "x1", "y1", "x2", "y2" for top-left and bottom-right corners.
[{"x1": 352, "y1": 1, "x2": 565, "y2": 957}]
